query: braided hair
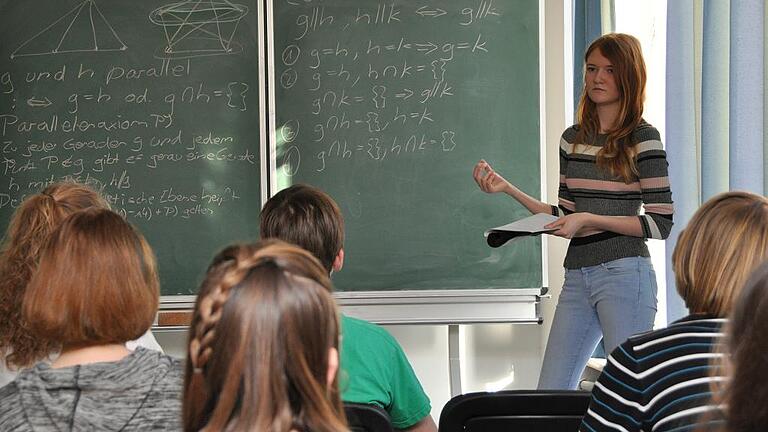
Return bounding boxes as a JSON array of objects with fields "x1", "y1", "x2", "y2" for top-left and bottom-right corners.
[{"x1": 183, "y1": 240, "x2": 347, "y2": 432}]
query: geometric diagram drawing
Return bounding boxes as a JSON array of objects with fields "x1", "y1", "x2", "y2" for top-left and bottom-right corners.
[
  {"x1": 11, "y1": 0, "x2": 127, "y2": 59},
  {"x1": 149, "y1": 0, "x2": 248, "y2": 59}
]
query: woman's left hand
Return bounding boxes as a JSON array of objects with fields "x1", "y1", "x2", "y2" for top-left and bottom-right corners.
[{"x1": 544, "y1": 213, "x2": 593, "y2": 239}]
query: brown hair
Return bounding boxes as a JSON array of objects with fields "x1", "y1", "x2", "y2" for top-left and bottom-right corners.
[
  {"x1": 259, "y1": 184, "x2": 344, "y2": 273},
  {"x1": 23, "y1": 208, "x2": 159, "y2": 346},
  {"x1": 0, "y1": 182, "x2": 109, "y2": 368},
  {"x1": 711, "y1": 263, "x2": 768, "y2": 431},
  {"x1": 576, "y1": 33, "x2": 647, "y2": 182},
  {"x1": 672, "y1": 191, "x2": 768, "y2": 316},
  {"x1": 183, "y1": 240, "x2": 346, "y2": 432}
]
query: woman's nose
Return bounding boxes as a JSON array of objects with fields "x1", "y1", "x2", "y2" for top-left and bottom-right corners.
[{"x1": 594, "y1": 70, "x2": 605, "y2": 82}]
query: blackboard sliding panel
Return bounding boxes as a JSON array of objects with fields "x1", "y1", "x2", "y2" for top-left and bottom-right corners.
[
  {"x1": 0, "y1": 0, "x2": 267, "y2": 301},
  {"x1": 158, "y1": 0, "x2": 270, "y2": 304},
  {"x1": 267, "y1": 0, "x2": 546, "y2": 323}
]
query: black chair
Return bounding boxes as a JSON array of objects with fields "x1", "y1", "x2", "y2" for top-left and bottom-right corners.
[
  {"x1": 344, "y1": 402, "x2": 395, "y2": 432},
  {"x1": 439, "y1": 390, "x2": 592, "y2": 432}
]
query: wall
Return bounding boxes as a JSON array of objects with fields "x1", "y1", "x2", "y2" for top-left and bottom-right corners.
[{"x1": 154, "y1": 0, "x2": 570, "y2": 423}]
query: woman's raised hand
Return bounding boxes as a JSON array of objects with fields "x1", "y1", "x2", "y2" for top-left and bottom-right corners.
[{"x1": 473, "y1": 160, "x2": 512, "y2": 194}]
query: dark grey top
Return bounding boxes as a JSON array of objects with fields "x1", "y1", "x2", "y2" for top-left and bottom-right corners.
[
  {"x1": 0, "y1": 347, "x2": 183, "y2": 431},
  {"x1": 553, "y1": 122, "x2": 674, "y2": 269}
]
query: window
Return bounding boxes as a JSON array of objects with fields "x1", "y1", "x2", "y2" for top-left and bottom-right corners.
[{"x1": 614, "y1": 0, "x2": 668, "y2": 328}]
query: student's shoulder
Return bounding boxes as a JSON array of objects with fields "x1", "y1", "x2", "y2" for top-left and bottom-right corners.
[
  {"x1": 132, "y1": 348, "x2": 184, "y2": 387},
  {"x1": 0, "y1": 382, "x2": 23, "y2": 425},
  {"x1": 134, "y1": 347, "x2": 182, "y2": 366},
  {"x1": 614, "y1": 316, "x2": 724, "y2": 364},
  {"x1": 157, "y1": 354, "x2": 184, "y2": 384},
  {"x1": 0, "y1": 380, "x2": 19, "y2": 402},
  {"x1": 620, "y1": 319, "x2": 712, "y2": 352},
  {"x1": 341, "y1": 315, "x2": 402, "y2": 351},
  {"x1": 621, "y1": 326, "x2": 665, "y2": 350}
]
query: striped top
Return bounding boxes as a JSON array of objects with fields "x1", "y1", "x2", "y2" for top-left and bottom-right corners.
[
  {"x1": 579, "y1": 315, "x2": 726, "y2": 432},
  {"x1": 551, "y1": 122, "x2": 674, "y2": 269}
]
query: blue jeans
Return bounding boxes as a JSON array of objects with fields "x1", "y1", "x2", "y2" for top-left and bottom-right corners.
[{"x1": 537, "y1": 256, "x2": 657, "y2": 389}]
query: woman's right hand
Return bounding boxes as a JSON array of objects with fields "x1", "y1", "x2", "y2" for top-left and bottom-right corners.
[{"x1": 473, "y1": 160, "x2": 513, "y2": 194}]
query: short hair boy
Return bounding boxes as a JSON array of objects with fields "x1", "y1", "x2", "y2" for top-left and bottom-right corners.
[{"x1": 260, "y1": 184, "x2": 436, "y2": 432}]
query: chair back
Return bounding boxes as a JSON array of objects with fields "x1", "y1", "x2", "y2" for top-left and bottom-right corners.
[
  {"x1": 344, "y1": 402, "x2": 395, "y2": 432},
  {"x1": 439, "y1": 390, "x2": 591, "y2": 432}
]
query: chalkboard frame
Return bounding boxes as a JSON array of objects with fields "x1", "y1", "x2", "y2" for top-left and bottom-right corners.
[{"x1": 258, "y1": 0, "x2": 548, "y2": 324}]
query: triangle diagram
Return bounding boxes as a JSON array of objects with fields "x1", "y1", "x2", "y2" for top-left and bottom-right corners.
[{"x1": 11, "y1": 0, "x2": 127, "y2": 59}]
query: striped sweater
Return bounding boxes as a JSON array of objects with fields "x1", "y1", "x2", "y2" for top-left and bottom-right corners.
[
  {"x1": 551, "y1": 122, "x2": 674, "y2": 269},
  {"x1": 579, "y1": 315, "x2": 726, "y2": 432}
]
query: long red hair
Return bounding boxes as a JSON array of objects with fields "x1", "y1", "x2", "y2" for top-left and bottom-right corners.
[
  {"x1": 183, "y1": 240, "x2": 347, "y2": 432},
  {"x1": 24, "y1": 208, "x2": 159, "y2": 346},
  {"x1": 575, "y1": 33, "x2": 647, "y2": 182}
]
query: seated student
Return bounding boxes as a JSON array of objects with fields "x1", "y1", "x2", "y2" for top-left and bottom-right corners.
[
  {"x1": 709, "y1": 262, "x2": 768, "y2": 431},
  {"x1": 0, "y1": 182, "x2": 162, "y2": 387},
  {"x1": 0, "y1": 209, "x2": 182, "y2": 431},
  {"x1": 183, "y1": 240, "x2": 347, "y2": 432},
  {"x1": 260, "y1": 184, "x2": 436, "y2": 432},
  {"x1": 579, "y1": 191, "x2": 768, "y2": 432}
]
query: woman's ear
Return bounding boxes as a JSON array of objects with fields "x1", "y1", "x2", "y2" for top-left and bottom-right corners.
[
  {"x1": 332, "y1": 248, "x2": 344, "y2": 273},
  {"x1": 327, "y1": 347, "x2": 339, "y2": 386}
]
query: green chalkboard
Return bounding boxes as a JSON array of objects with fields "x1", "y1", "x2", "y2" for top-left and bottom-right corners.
[
  {"x1": 272, "y1": 0, "x2": 542, "y2": 291},
  {"x1": 0, "y1": 0, "x2": 263, "y2": 296}
]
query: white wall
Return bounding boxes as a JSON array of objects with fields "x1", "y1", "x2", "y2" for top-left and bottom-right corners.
[
  {"x1": 540, "y1": 0, "x2": 571, "y2": 372},
  {"x1": 382, "y1": 325, "x2": 450, "y2": 423},
  {"x1": 154, "y1": 0, "x2": 571, "y2": 423}
]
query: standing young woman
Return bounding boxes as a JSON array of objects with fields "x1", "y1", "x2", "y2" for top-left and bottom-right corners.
[
  {"x1": 473, "y1": 33, "x2": 673, "y2": 389},
  {"x1": 0, "y1": 182, "x2": 162, "y2": 387},
  {"x1": 183, "y1": 240, "x2": 347, "y2": 432}
]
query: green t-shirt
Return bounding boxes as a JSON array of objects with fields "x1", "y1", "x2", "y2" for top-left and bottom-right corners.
[{"x1": 339, "y1": 314, "x2": 431, "y2": 429}]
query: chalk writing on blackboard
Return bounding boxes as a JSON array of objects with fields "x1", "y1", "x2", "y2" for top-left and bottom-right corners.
[
  {"x1": 274, "y1": 3, "x2": 499, "y2": 176},
  {"x1": 271, "y1": 0, "x2": 543, "y2": 293},
  {"x1": 0, "y1": 0, "x2": 263, "y2": 296},
  {"x1": 1, "y1": 56, "x2": 256, "y2": 222},
  {"x1": 149, "y1": 0, "x2": 249, "y2": 59},
  {"x1": 11, "y1": 0, "x2": 127, "y2": 59}
]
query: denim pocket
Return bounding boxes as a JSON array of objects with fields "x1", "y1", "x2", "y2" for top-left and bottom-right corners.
[
  {"x1": 600, "y1": 257, "x2": 640, "y2": 275},
  {"x1": 639, "y1": 263, "x2": 659, "y2": 311}
]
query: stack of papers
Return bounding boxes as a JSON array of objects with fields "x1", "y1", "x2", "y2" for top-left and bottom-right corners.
[{"x1": 484, "y1": 213, "x2": 559, "y2": 248}]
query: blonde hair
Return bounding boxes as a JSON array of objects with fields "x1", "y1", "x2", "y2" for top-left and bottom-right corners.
[
  {"x1": 576, "y1": 33, "x2": 647, "y2": 182},
  {"x1": 0, "y1": 182, "x2": 109, "y2": 367},
  {"x1": 24, "y1": 208, "x2": 159, "y2": 346},
  {"x1": 183, "y1": 240, "x2": 346, "y2": 432},
  {"x1": 672, "y1": 191, "x2": 768, "y2": 316}
]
